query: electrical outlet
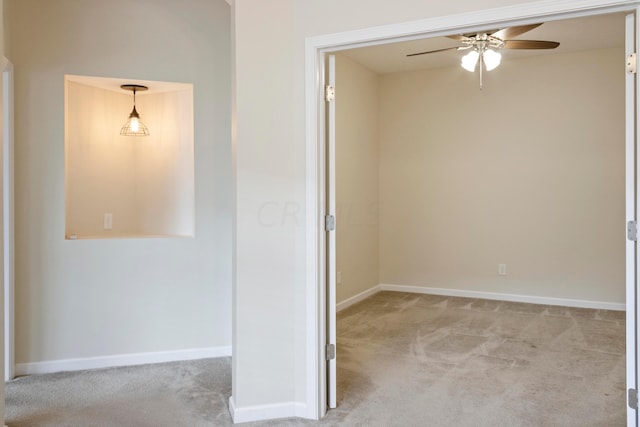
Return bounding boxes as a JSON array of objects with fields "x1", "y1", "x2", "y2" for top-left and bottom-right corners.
[
  {"x1": 337, "y1": 271, "x2": 342, "y2": 284},
  {"x1": 498, "y1": 264, "x2": 507, "y2": 276},
  {"x1": 104, "y1": 213, "x2": 113, "y2": 230}
]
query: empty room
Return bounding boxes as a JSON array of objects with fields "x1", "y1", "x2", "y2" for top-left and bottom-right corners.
[
  {"x1": 328, "y1": 12, "x2": 627, "y2": 425},
  {"x1": 0, "y1": 0, "x2": 637, "y2": 425}
]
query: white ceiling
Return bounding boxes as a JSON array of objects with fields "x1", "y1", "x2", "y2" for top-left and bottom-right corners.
[{"x1": 340, "y1": 12, "x2": 626, "y2": 75}]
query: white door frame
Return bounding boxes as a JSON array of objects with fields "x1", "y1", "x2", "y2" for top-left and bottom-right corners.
[
  {"x1": 2, "y1": 57, "x2": 14, "y2": 382},
  {"x1": 305, "y1": 0, "x2": 640, "y2": 421},
  {"x1": 626, "y1": 9, "x2": 640, "y2": 427},
  {"x1": 325, "y1": 54, "x2": 338, "y2": 409}
]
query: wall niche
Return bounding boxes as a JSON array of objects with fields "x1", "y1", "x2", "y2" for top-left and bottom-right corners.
[{"x1": 64, "y1": 75, "x2": 194, "y2": 239}]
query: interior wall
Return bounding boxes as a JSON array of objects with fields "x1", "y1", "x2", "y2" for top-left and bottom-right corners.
[
  {"x1": 5, "y1": 0, "x2": 231, "y2": 365},
  {"x1": 233, "y1": 0, "x2": 298, "y2": 409},
  {"x1": 379, "y1": 47, "x2": 625, "y2": 304},
  {"x1": 335, "y1": 54, "x2": 379, "y2": 303}
]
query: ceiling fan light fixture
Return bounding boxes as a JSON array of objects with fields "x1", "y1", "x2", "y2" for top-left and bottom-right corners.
[
  {"x1": 461, "y1": 50, "x2": 479, "y2": 72},
  {"x1": 407, "y1": 23, "x2": 559, "y2": 89},
  {"x1": 483, "y1": 49, "x2": 502, "y2": 71}
]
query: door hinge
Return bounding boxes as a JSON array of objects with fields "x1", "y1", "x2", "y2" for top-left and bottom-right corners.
[
  {"x1": 326, "y1": 344, "x2": 336, "y2": 360},
  {"x1": 629, "y1": 388, "x2": 638, "y2": 410},
  {"x1": 325, "y1": 214, "x2": 335, "y2": 231},
  {"x1": 325, "y1": 85, "x2": 335, "y2": 102},
  {"x1": 628, "y1": 53, "x2": 637, "y2": 74},
  {"x1": 628, "y1": 220, "x2": 637, "y2": 241}
]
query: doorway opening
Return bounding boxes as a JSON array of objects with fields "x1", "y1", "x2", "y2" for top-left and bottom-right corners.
[
  {"x1": 329, "y1": 13, "x2": 626, "y2": 422},
  {"x1": 305, "y1": 1, "x2": 640, "y2": 423}
]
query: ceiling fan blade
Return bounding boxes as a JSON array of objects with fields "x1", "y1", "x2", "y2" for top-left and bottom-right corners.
[
  {"x1": 446, "y1": 34, "x2": 470, "y2": 41},
  {"x1": 491, "y1": 23, "x2": 542, "y2": 40},
  {"x1": 406, "y1": 46, "x2": 462, "y2": 57},
  {"x1": 503, "y1": 40, "x2": 560, "y2": 49}
]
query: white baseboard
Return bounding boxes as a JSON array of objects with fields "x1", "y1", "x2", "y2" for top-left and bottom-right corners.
[
  {"x1": 379, "y1": 284, "x2": 626, "y2": 311},
  {"x1": 229, "y1": 396, "x2": 308, "y2": 424},
  {"x1": 336, "y1": 285, "x2": 382, "y2": 312},
  {"x1": 15, "y1": 346, "x2": 232, "y2": 376}
]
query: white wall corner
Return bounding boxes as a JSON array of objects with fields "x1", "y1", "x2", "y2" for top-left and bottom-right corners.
[
  {"x1": 337, "y1": 285, "x2": 382, "y2": 312},
  {"x1": 228, "y1": 396, "x2": 236, "y2": 422},
  {"x1": 228, "y1": 397, "x2": 308, "y2": 424}
]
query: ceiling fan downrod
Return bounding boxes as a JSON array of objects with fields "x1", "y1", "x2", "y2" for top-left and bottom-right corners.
[{"x1": 479, "y1": 50, "x2": 484, "y2": 90}]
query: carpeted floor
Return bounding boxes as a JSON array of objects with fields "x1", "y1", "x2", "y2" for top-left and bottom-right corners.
[{"x1": 5, "y1": 291, "x2": 626, "y2": 426}]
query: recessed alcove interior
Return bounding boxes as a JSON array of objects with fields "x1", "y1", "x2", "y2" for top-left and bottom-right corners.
[{"x1": 64, "y1": 75, "x2": 194, "y2": 239}]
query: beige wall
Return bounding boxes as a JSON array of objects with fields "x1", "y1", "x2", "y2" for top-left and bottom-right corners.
[
  {"x1": 65, "y1": 81, "x2": 139, "y2": 237},
  {"x1": 334, "y1": 47, "x2": 624, "y2": 306},
  {"x1": 335, "y1": 54, "x2": 379, "y2": 303},
  {"x1": 379, "y1": 48, "x2": 625, "y2": 303},
  {"x1": 5, "y1": 0, "x2": 231, "y2": 364},
  {"x1": 137, "y1": 90, "x2": 195, "y2": 236},
  {"x1": 233, "y1": 0, "x2": 298, "y2": 408}
]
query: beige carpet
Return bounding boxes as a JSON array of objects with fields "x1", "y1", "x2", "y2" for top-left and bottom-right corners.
[
  {"x1": 329, "y1": 292, "x2": 626, "y2": 426},
  {"x1": 5, "y1": 291, "x2": 626, "y2": 426}
]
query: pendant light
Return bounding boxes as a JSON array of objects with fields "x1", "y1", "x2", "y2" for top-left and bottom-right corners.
[{"x1": 120, "y1": 84, "x2": 150, "y2": 136}]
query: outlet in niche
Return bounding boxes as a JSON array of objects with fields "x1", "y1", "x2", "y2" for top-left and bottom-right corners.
[
  {"x1": 103, "y1": 213, "x2": 112, "y2": 230},
  {"x1": 498, "y1": 264, "x2": 507, "y2": 276}
]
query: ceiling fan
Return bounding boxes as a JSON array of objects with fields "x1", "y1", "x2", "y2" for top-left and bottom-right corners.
[{"x1": 407, "y1": 23, "x2": 560, "y2": 89}]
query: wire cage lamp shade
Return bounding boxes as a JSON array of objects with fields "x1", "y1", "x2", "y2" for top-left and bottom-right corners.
[{"x1": 120, "y1": 84, "x2": 150, "y2": 137}]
